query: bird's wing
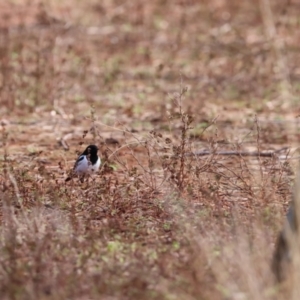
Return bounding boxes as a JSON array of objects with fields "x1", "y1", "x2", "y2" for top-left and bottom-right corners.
[{"x1": 74, "y1": 155, "x2": 85, "y2": 170}]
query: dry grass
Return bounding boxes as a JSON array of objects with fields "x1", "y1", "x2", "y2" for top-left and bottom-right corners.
[{"x1": 0, "y1": 0, "x2": 300, "y2": 299}]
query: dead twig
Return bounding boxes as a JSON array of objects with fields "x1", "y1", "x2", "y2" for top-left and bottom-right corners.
[{"x1": 188, "y1": 147, "x2": 289, "y2": 158}]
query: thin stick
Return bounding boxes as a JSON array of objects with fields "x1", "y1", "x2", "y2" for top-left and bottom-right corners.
[{"x1": 186, "y1": 147, "x2": 289, "y2": 158}]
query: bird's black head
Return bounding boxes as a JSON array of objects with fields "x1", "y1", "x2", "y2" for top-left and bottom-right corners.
[{"x1": 82, "y1": 145, "x2": 98, "y2": 156}]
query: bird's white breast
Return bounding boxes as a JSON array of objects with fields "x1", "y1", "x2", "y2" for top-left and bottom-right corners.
[{"x1": 90, "y1": 157, "x2": 101, "y2": 173}]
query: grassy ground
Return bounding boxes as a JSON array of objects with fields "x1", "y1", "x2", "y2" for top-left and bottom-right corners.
[{"x1": 0, "y1": 0, "x2": 300, "y2": 299}]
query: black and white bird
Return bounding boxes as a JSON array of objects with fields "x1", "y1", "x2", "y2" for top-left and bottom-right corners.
[{"x1": 65, "y1": 145, "x2": 101, "y2": 182}]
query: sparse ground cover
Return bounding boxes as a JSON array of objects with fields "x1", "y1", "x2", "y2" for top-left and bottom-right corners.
[{"x1": 0, "y1": 0, "x2": 300, "y2": 299}]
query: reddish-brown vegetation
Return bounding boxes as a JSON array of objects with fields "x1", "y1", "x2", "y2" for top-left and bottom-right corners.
[{"x1": 0, "y1": 0, "x2": 299, "y2": 299}]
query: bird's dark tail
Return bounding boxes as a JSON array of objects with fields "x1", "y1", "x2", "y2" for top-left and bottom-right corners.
[{"x1": 65, "y1": 176, "x2": 72, "y2": 182}]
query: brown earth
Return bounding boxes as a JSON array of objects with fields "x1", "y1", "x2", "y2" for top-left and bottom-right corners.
[{"x1": 0, "y1": 0, "x2": 299, "y2": 299}]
